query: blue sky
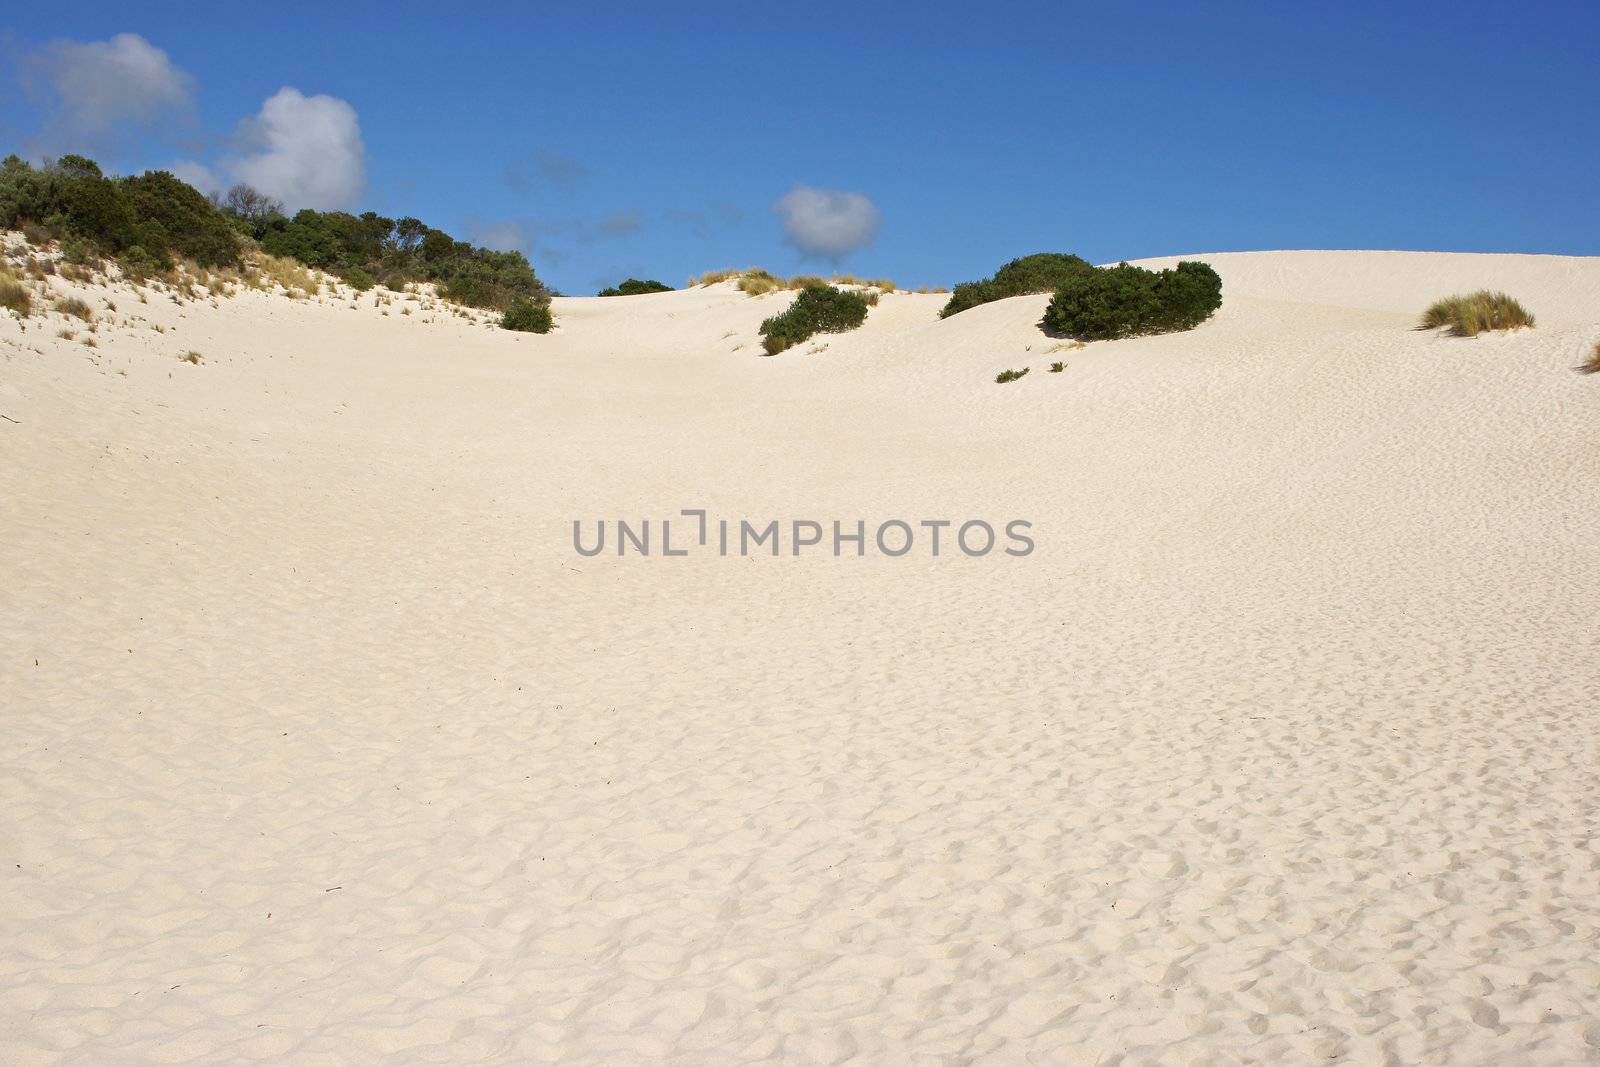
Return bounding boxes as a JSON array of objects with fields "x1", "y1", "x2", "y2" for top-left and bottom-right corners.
[{"x1": 2, "y1": 1, "x2": 1596, "y2": 294}]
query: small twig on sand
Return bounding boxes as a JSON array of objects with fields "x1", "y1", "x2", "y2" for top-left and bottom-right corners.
[{"x1": 0, "y1": 413, "x2": 18, "y2": 424}]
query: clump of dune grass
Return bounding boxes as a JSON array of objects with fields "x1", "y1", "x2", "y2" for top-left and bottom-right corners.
[
  {"x1": 55, "y1": 296, "x2": 93, "y2": 322},
  {"x1": 995, "y1": 367, "x2": 1029, "y2": 384},
  {"x1": 737, "y1": 270, "x2": 784, "y2": 296},
  {"x1": 180, "y1": 350, "x2": 203, "y2": 365},
  {"x1": 253, "y1": 253, "x2": 319, "y2": 298},
  {"x1": 0, "y1": 270, "x2": 31, "y2": 317},
  {"x1": 692, "y1": 268, "x2": 893, "y2": 299},
  {"x1": 688, "y1": 268, "x2": 744, "y2": 287},
  {"x1": 1049, "y1": 361, "x2": 1065, "y2": 373},
  {"x1": 1420, "y1": 291, "x2": 1534, "y2": 337},
  {"x1": 1582, "y1": 341, "x2": 1600, "y2": 375}
]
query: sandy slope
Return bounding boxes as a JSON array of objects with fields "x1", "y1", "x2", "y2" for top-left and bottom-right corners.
[{"x1": 2, "y1": 246, "x2": 1598, "y2": 1065}]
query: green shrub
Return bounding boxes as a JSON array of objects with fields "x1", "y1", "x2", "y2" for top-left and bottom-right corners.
[
  {"x1": 0, "y1": 153, "x2": 550, "y2": 314},
  {"x1": 0, "y1": 155, "x2": 242, "y2": 272},
  {"x1": 120, "y1": 170, "x2": 242, "y2": 267},
  {"x1": 996, "y1": 367, "x2": 1030, "y2": 383},
  {"x1": 1420, "y1": 292, "x2": 1535, "y2": 337},
  {"x1": 941, "y1": 253, "x2": 1096, "y2": 318},
  {"x1": 598, "y1": 278, "x2": 672, "y2": 296},
  {"x1": 501, "y1": 300, "x2": 553, "y2": 333},
  {"x1": 1049, "y1": 361, "x2": 1065, "y2": 373},
  {"x1": 255, "y1": 209, "x2": 547, "y2": 310},
  {"x1": 1043, "y1": 261, "x2": 1222, "y2": 340},
  {"x1": 760, "y1": 284, "x2": 870, "y2": 355}
]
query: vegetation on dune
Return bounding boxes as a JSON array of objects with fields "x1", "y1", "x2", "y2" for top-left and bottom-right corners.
[
  {"x1": 759, "y1": 284, "x2": 870, "y2": 355},
  {"x1": 738, "y1": 270, "x2": 786, "y2": 296},
  {"x1": 0, "y1": 267, "x2": 30, "y2": 317},
  {"x1": 1, "y1": 153, "x2": 550, "y2": 316},
  {"x1": 690, "y1": 267, "x2": 896, "y2": 299},
  {"x1": 501, "y1": 300, "x2": 553, "y2": 333},
  {"x1": 249, "y1": 203, "x2": 547, "y2": 311},
  {"x1": 1042, "y1": 260, "x2": 1223, "y2": 340},
  {"x1": 941, "y1": 253, "x2": 1096, "y2": 318},
  {"x1": 54, "y1": 296, "x2": 93, "y2": 321},
  {"x1": 598, "y1": 278, "x2": 672, "y2": 296},
  {"x1": 995, "y1": 367, "x2": 1030, "y2": 383},
  {"x1": 1, "y1": 154, "x2": 242, "y2": 273},
  {"x1": 1420, "y1": 291, "x2": 1534, "y2": 337},
  {"x1": 1582, "y1": 341, "x2": 1600, "y2": 375}
]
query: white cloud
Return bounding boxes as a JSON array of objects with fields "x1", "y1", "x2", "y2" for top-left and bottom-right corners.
[
  {"x1": 170, "y1": 160, "x2": 222, "y2": 196},
  {"x1": 474, "y1": 222, "x2": 526, "y2": 252},
  {"x1": 29, "y1": 33, "x2": 193, "y2": 147},
  {"x1": 774, "y1": 186, "x2": 882, "y2": 260},
  {"x1": 224, "y1": 88, "x2": 365, "y2": 211}
]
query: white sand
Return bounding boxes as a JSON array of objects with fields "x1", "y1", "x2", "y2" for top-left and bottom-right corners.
[{"x1": 2, "y1": 246, "x2": 1598, "y2": 1064}]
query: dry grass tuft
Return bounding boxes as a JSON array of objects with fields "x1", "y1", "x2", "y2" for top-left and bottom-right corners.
[
  {"x1": 55, "y1": 296, "x2": 94, "y2": 322},
  {"x1": 1420, "y1": 291, "x2": 1534, "y2": 337},
  {"x1": 180, "y1": 350, "x2": 203, "y2": 365},
  {"x1": 0, "y1": 270, "x2": 31, "y2": 317},
  {"x1": 253, "y1": 253, "x2": 319, "y2": 298},
  {"x1": 1582, "y1": 341, "x2": 1600, "y2": 375},
  {"x1": 737, "y1": 270, "x2": 784, "y2": 296}
]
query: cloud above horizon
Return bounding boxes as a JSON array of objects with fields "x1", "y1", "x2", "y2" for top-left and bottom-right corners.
[
  {"x1": 503, "y1": 151, "x2": 590, "y2": 194},
  {"x1": 25, "y1": 33, "x2": 194, "y2": 152},
  {"x1": 225, "y1": 88, "x2": 365, "y2": 210},
  {"x1": 170, "y1": 88, "x2": 365, "y2": 211},
  {"x1": 774, "y1": 186, "x2": 881, "y2": 261}
]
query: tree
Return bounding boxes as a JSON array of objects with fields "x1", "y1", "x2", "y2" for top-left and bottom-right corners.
[
  {"x1": 121, "y1": 170, "x2": 243, "y2": 267},
  {"x1": 221, "y1": 184, "x2": 285, "y2": 226},
  {"x1": 421, "y1": 228, "x2": 455, "y2": 263},
  {"x1": 393, "y1": 217, "x2": 427, "y2": 252}
]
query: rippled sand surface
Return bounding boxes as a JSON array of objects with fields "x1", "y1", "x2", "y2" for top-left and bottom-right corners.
[{"x1": 3, "y1": 246, "x2": 1599, "y2": 1064}]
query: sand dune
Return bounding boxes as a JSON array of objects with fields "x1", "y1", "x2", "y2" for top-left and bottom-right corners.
[{"x1": 2, "y1": 246, "x2": 1598, "y2": 1064}]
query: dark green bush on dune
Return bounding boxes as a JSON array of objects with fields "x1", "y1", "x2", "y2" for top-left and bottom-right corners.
[
  {"x1": 256, "y1": 208, "x2": 547, "y2": 311},
  {"x1": 0, "y1": 154, "x2": 242, "y2": 270},
  {"x1": 940, "y1": 253, "x2": 1096, "y2": 318},
  {"x1": 598, "y1": 278, "x2": 672, "y2": 297},
  {"x1": 0, "y1": 154, "x2": 552, "y2": 312},
  {"x1": 501, "y1": 300, "x2": 553, "y2": 333},
  {"x1": 760, "y1": 284, "x2": 870, "y2": 355},
  {"x1": 1043, "y1": 261, "x2": 1222, "y2": 340},
  {"x1": 121, "y1": 170, "x2": 242, "y2": 268}
]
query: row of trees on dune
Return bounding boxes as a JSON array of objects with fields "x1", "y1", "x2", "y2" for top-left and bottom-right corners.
[
  {"x1": 1, "y1": 154, "x2": 241, "y2": 274},
  {"x1": 0, "y1": 154, "x2": 552, "y2": 324}
]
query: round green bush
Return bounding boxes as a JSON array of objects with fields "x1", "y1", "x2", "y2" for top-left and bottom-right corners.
[
  {"x1": 501, "y1": 300, "x2": 553, "y2": 333},
  {"x1": 940, "y1": 253, "x2": 1095, "y2": 318},
  {"x1": 342, "y1": 267, "x2": 375, "y2": 292},
  {"x1": 598, "y1": 278, "x2": 672, "y2": 296},
  {"x1": 759, "y1": 284, "x2": 869, "y2": 355},
  {"x1": 1043, "y1": 261, "x2": 1221, "y2": 340}
]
